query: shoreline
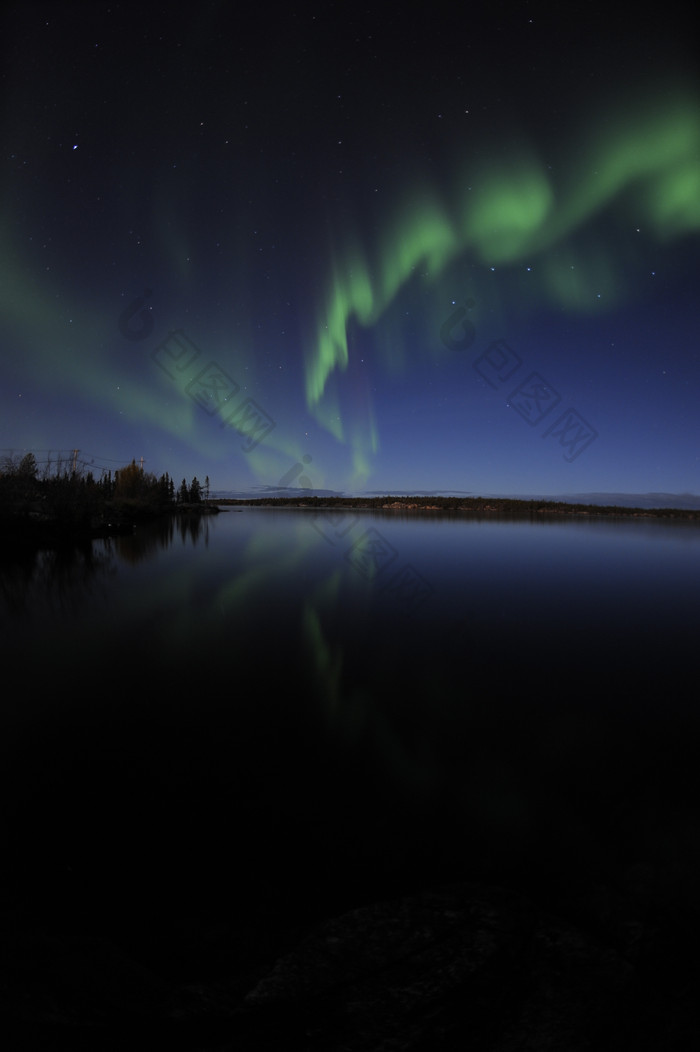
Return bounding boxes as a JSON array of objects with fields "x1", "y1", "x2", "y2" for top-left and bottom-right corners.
[
  {"x1": 0, "y1": 502, "x2": 220, "y2": 547},
  {"x1": 3, "y1": 494, "x2": 698, "y2": 548},
  {"x1": 207, "y1": 495, "x2": 700, "y2": 521}
]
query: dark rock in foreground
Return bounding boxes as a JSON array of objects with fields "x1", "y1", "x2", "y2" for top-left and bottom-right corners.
[{"x1": 2, "y1": 881, "x2": 697, "y2": 1050}]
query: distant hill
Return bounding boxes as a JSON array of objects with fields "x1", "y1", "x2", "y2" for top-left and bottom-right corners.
[{"x1": 210, "y1": 486, "x2": 343, "y2": 500}]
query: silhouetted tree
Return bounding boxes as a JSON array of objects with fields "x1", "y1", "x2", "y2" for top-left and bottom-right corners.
[
  {"x1": 18, "y1": 452, "x2": 38, "y2": 479},
  {"x1": 158, "y1": 472, "x2": 173, "y2": 503},
  {"x1": 100, "y1": 469, "x2": 114, "y2": 497},
  {"x1": 114, "y1": 460, "x2": 143, "y2": 501}
]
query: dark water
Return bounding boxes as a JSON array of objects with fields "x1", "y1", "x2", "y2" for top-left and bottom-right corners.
[{"x1": 2, "y1": 507, "x2": 699, "y2": 973}]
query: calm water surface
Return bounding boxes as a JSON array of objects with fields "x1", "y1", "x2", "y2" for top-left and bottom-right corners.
[{"x1": 3, "y1": 507, "x2": 699, "y2": 950}]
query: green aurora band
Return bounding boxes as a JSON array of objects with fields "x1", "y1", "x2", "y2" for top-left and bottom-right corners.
[
  {"x1": 304, "y1": 87, "x2": 700, "y2": 475},
  {"x1": 1, "y1": 83, "x2": 698, "y2": 491}
]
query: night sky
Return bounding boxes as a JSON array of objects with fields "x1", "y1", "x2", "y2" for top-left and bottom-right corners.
[{"x1": 2, "y1": 2, "x2": 699, "y2": 499}]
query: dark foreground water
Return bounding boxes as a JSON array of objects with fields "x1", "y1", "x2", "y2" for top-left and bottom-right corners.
[{"x1": 2, "y1": 506, "x2": 699, "y2": 1040}]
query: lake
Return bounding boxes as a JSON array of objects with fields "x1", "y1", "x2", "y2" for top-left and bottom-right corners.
[{"x1": 2, "y1": 506, "x2": 699, "y2": 981}]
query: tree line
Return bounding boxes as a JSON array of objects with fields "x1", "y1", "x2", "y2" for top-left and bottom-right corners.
[
  {"x1": 219, "y1": 492, "x2": 700, "y2": 519},
  {"x1": 0, "y1": 452, "x2": 211, "y2": 533}
]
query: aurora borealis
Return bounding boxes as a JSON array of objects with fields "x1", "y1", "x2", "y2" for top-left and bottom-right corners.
[{"x1": 1, "y1": 3, "x2": 699, "y2": 498}]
